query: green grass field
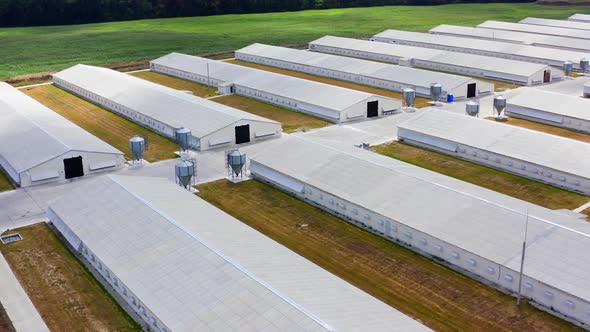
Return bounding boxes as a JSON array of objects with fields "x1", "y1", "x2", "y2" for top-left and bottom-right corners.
[
  {"x1": 1, "y1": 4, "x2": 589, "y2": 79},
  {"x1": 0, "y1": 170, "x2": 14, "y2": 192},
  {"x1": 373, "y1": 141, "x2": 590, "y2": 211},
  {"x1": 197, "y1": 179, "x2": 579, "y2": 332}
]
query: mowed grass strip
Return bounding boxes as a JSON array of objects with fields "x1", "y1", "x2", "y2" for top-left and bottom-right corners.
[
  {"x1": 0, "y1": 223, "x2": 140, "y2": 331},
  {"x1": 213, "y1": 94, "x2": 330, "y2": 133},
  {"x1": 227, "y1": 60, "x2": 432, "y2": 108},
  {"x1": 486, "y1": 117, "x2": 590, "y2": 144},
  {"x1": 373, "y1": 141, "x2": 589, "y2": 210},
  {"x1": 130, "y1": 71, "x2": 218, "y2": 98},
  {"x1": 0, "y1": 170, "x2": 14, "y2": 192},
  {"x1": 197, "y1": 179, "x2": 579, "y2": 332},
  {"x1": 23, "y1": 84, "x2": 178, "y2": 162}
]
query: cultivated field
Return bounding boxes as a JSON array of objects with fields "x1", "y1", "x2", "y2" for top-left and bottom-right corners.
[
  {"x1": 227, "y1": 60, "x2": 432, "y2": 107},
  {"x1": 23, "y1": 84, "x2": 178, "y2": 162},
  {"x1": 213, "y1": 95, "x2": 330, "y2": 133},
  {"x1": 2, "y1": 4, "x2": 590, "y2": 79},
  {"x1": 487, "y1": 117, "x2": 590, "y2": 144},
  {"x1": 372, "y1": 141, "x2": 589, "y2": 211},
  {"x1": 197, "y1": 179, "x2": 579, "y2": 332},
  {"x1": 0, "y1": 223, "x2": 140, "y2": 331},
  {"x1": 130, "y1": 71, "x2": 218, "y2": 98},
  {"x1": 0, "y1": 171, "x2": 14, "y2": 192}
]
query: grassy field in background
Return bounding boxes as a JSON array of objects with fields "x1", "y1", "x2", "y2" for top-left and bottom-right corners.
[
  {"x1": 23, "y1": 84, "x2": 178, "y2": 162},
  {"x1": 227, "y1": 60, "x2": 432, "y2": 107},
  {"x1": 213, "y1": 95, "x2": 330, "y2": 133},
  {"x1": 0, "y1": 223, "x2": 140, "y2": 331},
  {"x1": 197, "y1": 179, "x2": 579, "y2": 332},
  {"x1": 1, "y1": 4, "x2": 590, "y2": 79},
  {"x1": 373, "y1": 141, "x2": 589, "y2": 211},
  {"x1": 0, "y1": 170, "x2": 14, "y2": 192},
  {"x1": 486, "y1": 117, "x2": 590, "y2": 144},
  {"x1": 130, "y1": 71, "x2": 218, "y2": 97}
]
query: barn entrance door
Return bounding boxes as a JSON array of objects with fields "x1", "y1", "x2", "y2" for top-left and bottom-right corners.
[
  {"x1": 63, "y1": 156, "x2": 84, "y2": 179},
  {"x1": 467, "y1": 83, "x2": 476, "y2": 98},
  {"x1": 543, "y1": 70, "x2": 551, "y2": 83},
  {"x1": 235, "y1": 125, "x2": 251, "y2": 144},
  {"x1": 367, "y1": 101, "x2": 379, "y2": 118}
]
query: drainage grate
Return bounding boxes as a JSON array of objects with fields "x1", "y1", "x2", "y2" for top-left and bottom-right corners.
[{"x1": 0, "y1": 233, "x2": 23, "y2": 244}]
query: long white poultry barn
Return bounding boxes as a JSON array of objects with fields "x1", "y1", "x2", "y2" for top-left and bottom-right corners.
[
  {"x1": 478, "y1": 21, "x2": 590, "y2": 41},
  {"x1": 506, "y1": 88, "x2": 590, "y2": 134},
  {"x1": 250, "y1": 137, "x2": 590, "y2": 329},
  {"x1": 235, "y1": 43, "x2": 493, "y2": 100},
  {"x1": 569, "y1": 13, "x2": 590, "y2": 23},
  {"x1": 53, "y1": 65, "x2": 281, "y2": 151},
  {"x1": 48, "y1": 174, "x2": 431, "y2": 332},
  {"x1": 520, "y1": 17, "x2": 590, "y2": 31},
  {"x1": 150, "y1": 53, "x2": 401, "y2": 123},
  {"x1": 0, "y1": 82, "x2": 124, "y2": 187},
  {"x1": 308, "y1": 36, "x2": 562, "y2": 85},
  {"x1": 372, "y1": 29, "x2": 589, "y2": 71},
  {"x1": 429, "y1": 24, "x2": 590, "y2": 53},
  {"x1": 397, "y1": 109, "x2": 590, "y2": 195}
]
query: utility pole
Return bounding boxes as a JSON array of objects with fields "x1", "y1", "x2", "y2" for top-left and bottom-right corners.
[
  {"x1": 206, "y1": 62, "x2": 211, "y2": 88},
  {"x1": 516, "y1": 210, "x2": 530, "y2": 305}
]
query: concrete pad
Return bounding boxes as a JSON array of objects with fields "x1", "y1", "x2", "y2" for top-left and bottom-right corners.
[{"x1": 0, "y1": 253, "x2": 49, "y2": 332}]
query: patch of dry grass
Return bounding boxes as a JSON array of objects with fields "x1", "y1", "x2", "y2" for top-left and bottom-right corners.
[{"x1": 130, "y1": 71, "x2": 218, "y2": 98}]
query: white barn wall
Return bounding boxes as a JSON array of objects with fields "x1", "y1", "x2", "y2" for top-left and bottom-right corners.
[
  {"x1": 234, "y1": 51, "x2": 491, "y2": 99},
  {"x1": 397, "y1": 129, "x2": 590, "y2": 196},
  {"x1": 309, "y1": 42, "x2": 558, "y2": 85},
  {"x1": 506, "y1": 105, "x2": 590, "y2": 135},
  {"x1": 250, "y1": 160, "x2": 590, "y2": 328}
]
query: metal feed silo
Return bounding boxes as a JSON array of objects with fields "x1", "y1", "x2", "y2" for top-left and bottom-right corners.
[
  {"x1": 581, "y1": 59, "x2": 589, "y2": 73},
  {"x1": 430, "y1": 83, "x2": 443, "y2": 103},
  {"x1": 402, "y1": 88, "x2": 416, "y2": 108},
  {"x1": 493, "y1": 96, "x2": 507, "y2": 118},
  {"x1": 175, "y1": 128, "x2": 192, "y2": 151},
  {"x1": 564, "y1": 61, "x2": 573, "y2": 76},
  {"x1": 465, "y1": 101, "x2": 480, "y2": 117},
  {"x1": 227, "y1": 150, "x2": 246, "y2": 178},
  {"x1": 175, "y1": 159, "x2": 195, "y2": 189},
  {"x1": 129, "y1": 136, "x2": 146, "y2": 162}
]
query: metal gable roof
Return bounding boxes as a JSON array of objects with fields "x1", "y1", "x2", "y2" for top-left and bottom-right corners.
[
  {"x1": 507, "y1": 87, "x2": 590, "y2": 122},
  {"x1": 477, "y1": 21, "x2": 590, "y2": 40},
  {"x1": 251, "y1": 137, "x2": 590, "y2": 304},
  {"x1": 309, "y1": 36, "x2": 550, "y2": 77},
  {"x1": 521, "y1": 17, "x2": 590, "y2": 31},
  {"x1": 236, "y1": 43, "x2": 476, "y2": 90},
  {"x1": 48, "y1": 174, "x2": 430, "y2": 332},
  {"x1": 53, "y1": 65, "x2": 278, "y2": 138},
  {"x1": 0, "y1": 82, "x2": 122, "y2": 173},
  {"x1": 151, "y1": 53, "x2": 386, "y2": 112}
]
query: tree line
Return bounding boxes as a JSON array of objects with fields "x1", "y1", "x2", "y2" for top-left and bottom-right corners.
[{"x1": 0, "y1": 0, "x2": 533, "y2": 27}]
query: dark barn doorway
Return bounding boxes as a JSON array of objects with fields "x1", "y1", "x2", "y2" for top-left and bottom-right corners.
[
  {"x1": 467, "y1": 83, "x2": 476, "y2": 98},
  {"x1": 235, "y1": 125, "x2": 251, "y2": 144},
  {"x1": 543, "y1": 70, "x2": 551, "y2": 83},
  {"x1": 367, "y1": 101, "x2": 379, "y2": 118},
  {"x1": 63, "y1": 156, "x2": 84, "y2": 179}
]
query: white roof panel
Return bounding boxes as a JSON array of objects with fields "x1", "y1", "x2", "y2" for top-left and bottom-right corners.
[
  {"x1": 521, "y1": 17, "x2": 590, "y2": 31},
  {"x1": 507, "y1": 87, "x2": 590, "y2": 122},
  {"x1": 251, "y1": 137, "x2": 590, "y2": 305},
  {"x1": 48, "y1": 175, "x2": 430, "y2": 332},
  {"x1": 236, "y1": 43, "x2": 477, "y2": 90},
  {"x1": 309, "y1": 36, "x2": 549, "y2": 77},
  {"x1": 569, "y1": 13, "x2": 590, "y2": 23},
  {"x1": 430, "y1": 25, "x2": 590, "y2": 53},
  {"x1": 0, "y1": 82, "x2": 122, "y2": 173},
  {"x1": 375, "y1": 29, "x2": 589, "y2": 66},
  {"x1": 397, "y1": 109, "x2": 590, "y2": 179},
  {"x1": 53, "y1": 65, "x2": 278, "y2": 138},
  {"x1": 478, "y1": 21, "x2": 590, "y2": 40},
  {"x1": 151, "y1": 53, "x2": 392, "y2": 112}
]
